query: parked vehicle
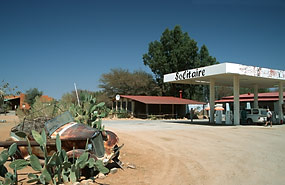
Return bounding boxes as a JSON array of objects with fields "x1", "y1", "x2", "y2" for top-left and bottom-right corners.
[
  {"x1": 240, "y1": 108, "x2": 267, "y2": 124},
  {"x1": 0, "y1": 111, "x2": 123, "y2": 168}
]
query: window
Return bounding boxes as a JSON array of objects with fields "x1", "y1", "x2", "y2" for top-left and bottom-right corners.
[
  {"x1": 261, "y1": 110, "x2": 267, "y2": 116},
  {"x1": 245, "y1": 110, "x2": 251, "y2": 114},
  {"x1": 252, "y1": 109, "x2": 259, "y2": 114}
]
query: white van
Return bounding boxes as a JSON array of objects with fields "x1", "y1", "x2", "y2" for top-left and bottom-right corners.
[{"x1": 241, "y1": 108, "x2": 267, "y2": 124}]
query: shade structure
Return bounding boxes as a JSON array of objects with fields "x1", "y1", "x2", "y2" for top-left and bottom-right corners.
[
  {"x1": 164, "y1": 62, "x2": 285, "y2": 125},
  {"x1": 205, "y1": 107, "x2": 224, "y2": 111}
]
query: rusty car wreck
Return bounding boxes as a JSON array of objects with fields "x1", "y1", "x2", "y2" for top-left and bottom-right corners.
[{"x1": 1, "y1": 111, "x2": 123, "y2": 172}]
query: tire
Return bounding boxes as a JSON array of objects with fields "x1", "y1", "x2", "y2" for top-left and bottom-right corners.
[{"x1": 247, "y1": 119, "x2": 253, "y2": 124}]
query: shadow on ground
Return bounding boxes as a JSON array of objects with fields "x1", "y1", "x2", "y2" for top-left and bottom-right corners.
[{"x1": 161, "y1": 119, "x2": 272, "y2": 127}]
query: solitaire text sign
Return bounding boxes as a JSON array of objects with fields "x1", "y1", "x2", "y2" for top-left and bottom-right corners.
[{"x1": 175, "y1": 68, "x2": 206, "y2": 80}]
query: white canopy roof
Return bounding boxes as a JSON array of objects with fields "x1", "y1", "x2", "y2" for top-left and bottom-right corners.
[
  {"x1": 164, "y1": 63, "x2": 285, "y2": 88},
  {"x1": 164, "y1": 62, "x2": 285, "y2": 125}
]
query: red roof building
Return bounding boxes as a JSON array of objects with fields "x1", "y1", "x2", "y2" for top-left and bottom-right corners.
[
  {"x1": 216, "y1": 92, "x2": 285, "y2": 111},
  {"x1": 4, "y1": 93, "x2": 53, "y2": 110},
  {"x1": 112, "y1": 95, "x2": 205, "y2": 119}
]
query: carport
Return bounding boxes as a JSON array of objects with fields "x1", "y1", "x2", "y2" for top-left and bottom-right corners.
[{"x1": 164, "y1": 63, "x2": 285, "y2": 125}]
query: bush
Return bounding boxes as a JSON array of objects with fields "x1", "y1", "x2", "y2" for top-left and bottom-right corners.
[
  {"x1": 117, "y1": 110, "x2": 131, "y2": 118},
  {"x1": 109, "y1": 109, "x2": 131, "y2": 119}
]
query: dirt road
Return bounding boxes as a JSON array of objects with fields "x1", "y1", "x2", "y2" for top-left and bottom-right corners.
[
  {"x1": 0, "y1": 115, "x2": 284, "y2": 185},
  {"x1": 99, "y1": 120, "x2": 285, "y2": 185}
]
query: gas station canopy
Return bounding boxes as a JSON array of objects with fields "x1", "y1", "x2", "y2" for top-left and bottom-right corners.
[
  {"x1": 163, "y1": 63, "x2": 285, "y2": 125},
  {"x1": 164, "y1": 63, "x2": 285, "y2": 88}
]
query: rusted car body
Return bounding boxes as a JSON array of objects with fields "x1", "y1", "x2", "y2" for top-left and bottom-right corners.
[{"x1": 5, "y1": 111, "x2": 122, "y2": 166}]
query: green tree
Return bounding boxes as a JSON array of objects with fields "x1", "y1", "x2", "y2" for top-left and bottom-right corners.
[
  {"x1": 61, "y1": 92, "x2": 77, "y2": 106},
  {"x1": 99, "y1": 68, "x2": 161, "y2": 97},
  {"x1": 143, "y1": 25, "x2": 218, "y2": 100},
  {"x1": 240, "y1": 87, "x2": 270, "y2": 94},
  {"x1": 198, "y1": 45, "x2": 218, "y2": 67},
  {"x1": 216, "y1": 86, "x2": 233, "y2": 100},
  {"x1": 214, "y1": 86, "x2": 270, "y2": 101},
  {"x1": 94, "y1": 90, "x2": 112, "y2": 108},
  {"x1": 143, "y1": 25, "x2": 199, "y2": 97},
  {"x1": 29, "y1": 96, "x2": 59, "y2": 119},
  {"x1": 25, "y1": 88, "x2": 43, "y2": 106},
  {"x1": 60, "y1": 90, "x2": 113, "y2": 109},
  {"x1": 196, "y1": 45, "x2": 219, "y2": 101},
  {"x1": 61, "y1": 90, "x2": 99, "y2": 105}
]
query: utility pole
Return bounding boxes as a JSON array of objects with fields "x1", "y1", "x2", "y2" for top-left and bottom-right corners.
[{"x1": 74, "y1": 83, "x2": 80, "y2": 106}]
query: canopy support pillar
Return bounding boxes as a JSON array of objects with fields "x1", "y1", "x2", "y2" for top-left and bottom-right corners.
[
  {"x1": 210, "y1": 78, "x2": 215, "y2": 123},
  {"x1": 279, "y1": 82, "x2": 284, "y2": 123},
  {"x1": 254, "y1": 84, "x2": 258, "y2": 108},
  {"x1": 233, "y1": 75, "x2": 240, "y2": 125}
]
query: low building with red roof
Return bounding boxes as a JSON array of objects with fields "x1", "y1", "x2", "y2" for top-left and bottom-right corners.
[
  {"x1": 216, "y1": 92, "x2": 285, "y2": 111},
  {"x1": 112, "y1": 95, "x2": 205, "y2": 119},
  {"x1": 4, "y1": 93, "x2": 53, "y2": 110}
]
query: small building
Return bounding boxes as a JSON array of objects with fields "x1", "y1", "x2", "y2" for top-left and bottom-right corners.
[
  {"x1": 112, "y1": 95, "x2": 205, "y2": 119},
  {"x1": 4, "y1": 93, "x2": 53, "y2": 110},
  {"x1": 4, "y1": 95, "x2": 20, "y2": 110}
]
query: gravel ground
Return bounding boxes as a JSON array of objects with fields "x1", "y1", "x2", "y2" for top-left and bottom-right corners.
[
  {"x1": 1, "y1": 115, "x2": 285, "y2": 185},
  {"x1": 100, "y1": 119, "x2": 285, "y2": 185}
]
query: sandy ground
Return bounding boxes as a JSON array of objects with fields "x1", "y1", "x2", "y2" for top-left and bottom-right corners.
[{"x1": 0, "y1": 115, "x2": 285, "y2": 185}]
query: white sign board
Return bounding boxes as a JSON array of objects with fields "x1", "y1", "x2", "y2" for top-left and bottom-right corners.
[{"x1": 164, "y1": 63, "x2": 285, "y2": 83}]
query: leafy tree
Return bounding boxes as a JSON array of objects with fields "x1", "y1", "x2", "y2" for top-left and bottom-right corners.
[
  {"x1": 60, "y1": 89, "x2": 113, "y2": 109},
  {"x1": 214, "y1": 86, "x2": 270, "y2": 101},
  {"x1": 61, "y1": 90, "x2": 99, "y2": 105},
  {"x1": 93, "y1": 91, "x2": 112, "y2": 108},
  {"x1": 143, "y1": 25, "x2": 218, "y2": 100},
  {"x1": 240, "y1": 87, "x2": 270, "y2": 94},
  {"x1": 99, "y1": 68, "x2": 161, "y2": 97},
  {"x1": 25, "y1": 88, "x2": 43, "y2": 106},
  {"x1": 28, "y1": 96, "x2": 59, "y2": 119},
  {"x1": 198, "y1": 45, "x2": 218, "y2": 67},
  {"x1": 196, "y1": 45, "x2": 219, "y2": 101},
  {"x1": 143, "y1": 25, "x2": 199, "y2": 96},
  {"x1": 61, "y1": 92, "x2": 77, "y2": 106},
  {"x1": 216, "y1": 86, "x2": 233, "y2": 100},
  {"x1": 0, "y1": 81, "x2": 20, "y2": 96}
]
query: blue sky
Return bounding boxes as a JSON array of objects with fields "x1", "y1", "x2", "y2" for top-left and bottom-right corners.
[{"x1": 0, "y1": 0, "x2": 284, "y2": 99}]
